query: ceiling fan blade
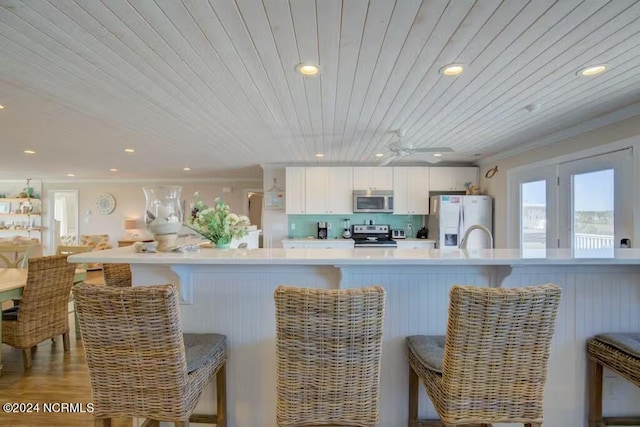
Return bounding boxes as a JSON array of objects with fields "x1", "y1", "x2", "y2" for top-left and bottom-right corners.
[
  {"x1": 378, "y1": 155, "x2": 397, "y2": 167},
  {"x1": 412, "y1": 147, "x2": 454, "y2": 153}
]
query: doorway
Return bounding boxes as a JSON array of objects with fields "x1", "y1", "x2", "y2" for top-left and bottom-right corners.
[{"x1": 48, "y1": 190, "x2": 79, "y2": 251}]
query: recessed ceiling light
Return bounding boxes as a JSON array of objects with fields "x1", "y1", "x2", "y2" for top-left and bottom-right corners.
[
  {"x1": 23, "y1": 150, "x2": 36, "y2": 154},
  {"x1": 0, "y1": 105, "x2": 5, "y2": 109},
  {"x1": 66, "y1": 173, "x2": 75, "y2": 177},
  {"x1": 109, "y1": 168, "x2": 118, "y2": 172},
  {"x1": 439, "y1": 63, "x2": 465, "y2": 76},
  {"x1": 433, "y1": 153, "x2": 442, "y2": 157},
  {"x1": 296, "y1": 63, "x2": 319, "y2": 76},
  {"x1": 577, "y1": 64, "x2": 607, "y2": 76},
  {"x1": 124, "y1": 148, "x2": 135, "y2": 153},
  {"x1": 315, "y1": 153, "x2": 324, "y2": 158},
  {"x1": 375, "y1": 153, "x2": 384, "y2": 158},
  {"x1": 183, "y1": 167, "x2": 191, "y2": 171}
]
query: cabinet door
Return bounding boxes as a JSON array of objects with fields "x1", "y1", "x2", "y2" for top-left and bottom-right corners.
[
  {"x1": 285, "y1": 167, "x2": 306, "y2": 214},
  {"x1": 282, "y1": 241, "x2": 305, "y2": 249},
  {"x1": 372, "y1": 168, "x2": 393, "y2": 190},
  {"x1": 396, "y1": 240, "x2": 435, "y2": 249},
  {"x1": 353, "y1": 167, "x2": 372, "y2": 190},
  {"x1": 304, "y1": 167, "x2": 327, "y2": 214},
  {"x1": 392, "y1": 168, "x2": 410, "y2": 214},
  {"x1": 407, "y1": 167, "x2": 429, "y2": 214},
  {"x1": 353, "y1": 167, "x2": 393, "y2": 190},
  {"x1": 326, "y1": 167, "x2": 353, "y2": 214},
  {"x1": 393, "y1": 167, "x2": 429, "y2": 214},
  {"x1": 429, "y1": 167, "x2": 479, "y2": 191}
]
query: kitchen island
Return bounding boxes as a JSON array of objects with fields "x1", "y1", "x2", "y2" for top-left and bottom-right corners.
[{"x1": 69, "y1": 247, "x2": 640, "y2": 427}]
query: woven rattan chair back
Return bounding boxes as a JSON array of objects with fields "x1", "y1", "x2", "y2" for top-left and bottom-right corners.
[
  {"x1": 0, "y1": 244, "x2": 36, "y2": 268},
  {"x1": 73, "y1": 283, "x2": 195, "y2": 420},
  {"x1": 2, "y1": 255, "x2": 76, "y2": 369},
  {"x1": 274, "y1": 285, "x2": 386, "y2": 427},
  {"x1": 441, "y1": 284, "x2": 561, "y2": 424},
  {"x1": 102, "y1": 263, "x2": 132, "y2": 287}
]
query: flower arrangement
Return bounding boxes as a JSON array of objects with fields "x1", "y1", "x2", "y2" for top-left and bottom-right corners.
[{"x1": 186, "y1": 192, "x2": 250, "y2": 247}]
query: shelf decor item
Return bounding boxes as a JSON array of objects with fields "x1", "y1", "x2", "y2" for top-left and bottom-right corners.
[
  {"x1": 186, "y1": 192, "x2": 250, "y2": 248},
  {"x1": 143, "y1": 186, "x2": 183, "y2": 251}
]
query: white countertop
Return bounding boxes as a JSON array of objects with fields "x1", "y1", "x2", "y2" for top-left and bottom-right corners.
[
  {"x1": 281, "y1": 237, "x2": 436, "y2": 243},
  {"x1": 68, "y1": 246, "x2": 640, "y2": 266}
]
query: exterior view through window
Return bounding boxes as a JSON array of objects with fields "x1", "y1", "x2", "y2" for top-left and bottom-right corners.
[
  {"x1": 572, "y1": 169, "x2": 614, "y2": 250},
  {"x1": 521, "y1": 180, "x2": 546, "y2": 254}
]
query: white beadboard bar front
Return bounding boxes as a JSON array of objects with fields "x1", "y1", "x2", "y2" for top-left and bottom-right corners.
[{"x1": 69, "y1": 248, "x2": 640, "y2": 427}]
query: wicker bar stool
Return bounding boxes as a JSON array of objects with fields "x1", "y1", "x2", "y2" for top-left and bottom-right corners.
[
  {"x1": 102, "y1": 263, "x2": 132, "y2": 287},
  {"x1": 274, "y1": 285, "x2": 386, "y2": 427},
  {"x1": 73, "y1": 283, "x2": 227, "y2": 427},
  {"x1": 407, "y1": 284, "x2": 561, "y2": 427},
  {"x1": 2, "y1": 255, "x2": 76, "y2": 370},
  {"x1": 587, "y1": 333, "x2": 640, "y2": 427}
]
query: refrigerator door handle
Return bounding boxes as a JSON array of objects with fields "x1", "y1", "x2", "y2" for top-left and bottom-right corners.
[{"x1": 458, "y1": 203, "x2": 464, "y2": 248}]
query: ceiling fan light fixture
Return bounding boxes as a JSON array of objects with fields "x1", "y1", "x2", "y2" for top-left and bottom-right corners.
[
  {"x1": 577, "y1": 64, "x2": 607, "y2": 76},
  {"x1": 296, "y1": 63, "x2": 319, "y2": 76},
  {"x1": 439, "y1": 63, "x2": 465, "y2": 76}
]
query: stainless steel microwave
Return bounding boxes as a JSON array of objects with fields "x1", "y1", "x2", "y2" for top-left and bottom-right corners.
[{"x1": 353, "y1": 190, "x2": 394, "y2": 213}]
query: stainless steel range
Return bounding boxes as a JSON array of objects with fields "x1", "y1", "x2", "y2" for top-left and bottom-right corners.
[{"x1": 352, "y1": 224, "x2": 397, "y2": 248}]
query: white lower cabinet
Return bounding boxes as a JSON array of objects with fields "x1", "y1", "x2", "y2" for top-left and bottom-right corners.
[
  {"x1": 395, "y1": 240, "x2": 435, "y2": 249},
  {"x1": 282, "y1": 240, "x2": 355, "y2": 249}
]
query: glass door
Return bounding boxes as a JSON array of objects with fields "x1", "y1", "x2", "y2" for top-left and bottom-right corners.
[{"x1": 558, "y1": 149, "x2": 632, "y2": 252}]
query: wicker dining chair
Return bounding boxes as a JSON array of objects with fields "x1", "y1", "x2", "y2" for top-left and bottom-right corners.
[
  {"x1": 587, "y1": 333, "x2": 640, "y2": 427},
  {"x1": 1, "y1": 255, "x2": 76, "y2": 370},
  {"x1": 407, "y1": 284, "x2": 562, "y2": 427},
  {"x1": 102, "y1": 263, "x2": 132, "y2": 287},
  {"x1": 274, "y1": 285, "x2": 386, "y2": 427},
  {"x1": 73, "y1": 283, "x2": 227, "y2": 427}
]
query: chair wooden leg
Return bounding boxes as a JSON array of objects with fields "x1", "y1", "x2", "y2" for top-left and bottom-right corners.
[
  {"x1": 525, "y1": 424, "x2": 541, "y2": 427},
  {"x1": 21, "y1": 348, "x2": 32, "y2": 370},
  {"x1": 409, "y1": 365, "x2": 419, "y2": 427},
  {"x1": 74, "y1": 307, "x2": 81, "y2": 340},
  {"x1": 588, "y1": 358, "x2": 603, "y2": 427},
  {"x1": 173, "y1": 422, "x2": 188, "y2": 427},
  {"x1": 63, "y1": 332, "x2": 70, "y2": 351},
  {"x1": 216, "y1": 363, "x2": 227, "y2": 427},
  {"x1": 94, "y1": 418, "x2": 112, "y2": 427}
]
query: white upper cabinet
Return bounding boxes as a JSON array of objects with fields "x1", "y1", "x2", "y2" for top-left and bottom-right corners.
[
  {"x1": 428, "y1": 167, "x2": 479, "y2": 192},
  {"x1": 285, "y1": 167, "x2": 306, "y2": 214},
  {"x1": 393, "y1": 167, "x2": 429, "y2": 214},
  {"x1": 304, "y1": 167, "x2": 353, "y2": 214},
  {"x1": 353, "y1": 167, "x2": 393, "y2": 191}
]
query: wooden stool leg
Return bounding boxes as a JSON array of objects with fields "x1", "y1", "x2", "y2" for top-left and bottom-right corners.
[
  {"x1": 216, "y1": 363, "x2": 227, "y2": 427},
  {"x1": 21, "y1": 349, "x2": 32, "y2": 370},
  {"x1": 409, "y1": 365, "x2": 419, "y2": 427},
  {"x1": 94, "y1": 419, "x2": 112, "y2": 427},
  {"x1": 63, "y1": 331, "x2": 70, "y2": 351},
  {"x1": 588, "y1": 358, "x2": 603, "y2": 427},
  {"x1": 525, "y1": 423, "x2": 541, "y2": 427}
]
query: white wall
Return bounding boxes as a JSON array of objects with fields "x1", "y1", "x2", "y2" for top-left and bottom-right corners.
[
  {"x1": 480, "y1": 115, "x2": 640, "y2": 248},
  {"x1": 40, "y1": 179, "x2": 261, "y2": 254}
]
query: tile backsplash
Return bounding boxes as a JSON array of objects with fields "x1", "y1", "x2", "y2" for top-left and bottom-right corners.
[{"x1": 287, "y1": 214, "x2": 425, "y2": 239}]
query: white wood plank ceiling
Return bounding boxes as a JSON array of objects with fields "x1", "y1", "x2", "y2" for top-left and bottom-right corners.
[{"x1": 1, "y1": 0, "x2": 639, "y2": 179}]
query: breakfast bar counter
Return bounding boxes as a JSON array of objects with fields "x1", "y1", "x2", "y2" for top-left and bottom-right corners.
[{"x1": 69, "y1": 247, "x2": 640, "y2": 427}]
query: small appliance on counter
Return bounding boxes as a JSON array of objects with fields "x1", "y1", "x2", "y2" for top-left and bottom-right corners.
[
  {"x1": 391, "y1": 229, "x2": 406, "y2": 239},
  {"x1": 317, "y1": 221, "x2": 328, "y2": 240},
  {"x1": 342, "y1": 219, "x2": 352, "y2": 239},
  {"x1": 352, "y1": 224, "x2": 397, "y2": 248},
  {"x1": 416, "y1": 226, "x2": 429, "y2": 239}
]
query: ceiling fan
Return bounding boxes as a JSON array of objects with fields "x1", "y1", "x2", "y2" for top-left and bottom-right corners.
[{"x1": 378, "y1": 130, "x2": 454, "y2": 166}]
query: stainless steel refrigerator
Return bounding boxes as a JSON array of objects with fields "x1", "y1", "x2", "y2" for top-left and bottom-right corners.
[{"x1": 428, "y1": 195, "x2": 493, "y2": 249}]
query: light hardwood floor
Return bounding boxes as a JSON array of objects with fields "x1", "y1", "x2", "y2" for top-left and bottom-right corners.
[{"x1": 0, "y1": 271, "x2": 132, "y2": 427}]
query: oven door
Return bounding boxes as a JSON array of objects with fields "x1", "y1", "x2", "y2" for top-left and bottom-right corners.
[{"x1": 353, "y1": 191, "x2": 393, "y2": 213}]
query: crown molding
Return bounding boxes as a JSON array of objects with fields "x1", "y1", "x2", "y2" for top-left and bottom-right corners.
[{"x1": 40, "y1": 177, "x2": 262, "y2": 184}]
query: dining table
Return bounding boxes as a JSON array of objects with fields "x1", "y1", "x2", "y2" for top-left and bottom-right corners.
[{"x1": 0, "y1": 268, "x2": 27, "y2": 375}]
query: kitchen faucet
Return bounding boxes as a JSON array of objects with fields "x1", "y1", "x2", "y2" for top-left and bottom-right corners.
[{"x1": 459, "y1": 224, "x2": 493, "y2": 249}]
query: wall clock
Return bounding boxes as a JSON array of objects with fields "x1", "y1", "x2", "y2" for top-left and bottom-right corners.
[{"x1": 96, "y1": 193, "x2": 116, "y2": 215}]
